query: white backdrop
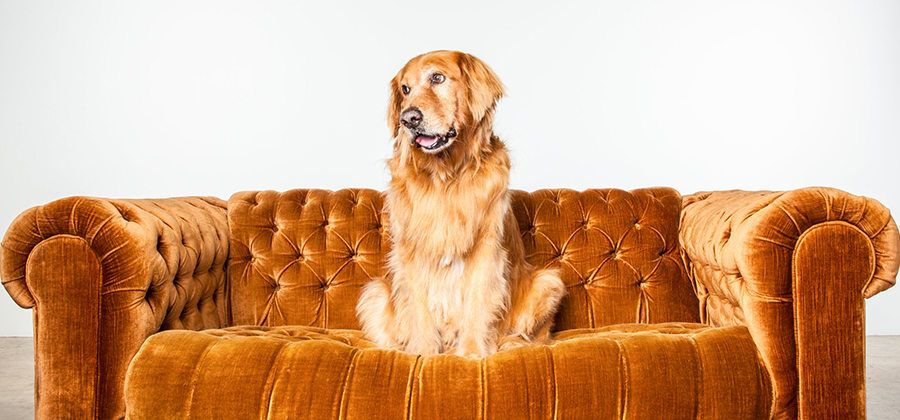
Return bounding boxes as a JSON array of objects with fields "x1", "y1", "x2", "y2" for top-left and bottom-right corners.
[{"x1": 1, "y1": 0, "x2": 898, "y2": 336}]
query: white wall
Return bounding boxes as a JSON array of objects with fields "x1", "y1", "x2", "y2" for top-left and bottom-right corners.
[{"x1": 1, "y1": 0, "x2": 898, "y2": 336}]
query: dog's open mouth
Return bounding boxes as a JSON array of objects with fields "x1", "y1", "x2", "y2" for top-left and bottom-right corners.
[{"x1": 412, "y1": 127, "x2": 457, "y2": 152}]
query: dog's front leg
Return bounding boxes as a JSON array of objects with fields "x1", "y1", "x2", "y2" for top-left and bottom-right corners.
[
  {"x1": 454, "y1": 252, "x2": 508, "y2": 358},
  {"x1": 399, "y1": 284, "x2": 443, "y2": 355}
]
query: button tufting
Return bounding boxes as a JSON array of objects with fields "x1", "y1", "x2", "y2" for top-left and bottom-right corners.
[
  {"x1": 114, "y1": 205, "x2": 133, "y2": 222},
  {"x1": 223, "y1": 187, "x2": 692, "y2": 333}
]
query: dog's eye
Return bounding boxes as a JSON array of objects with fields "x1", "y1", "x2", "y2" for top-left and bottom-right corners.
[
  {"x1": 401, "y1": 85, "x2": 410, "y2": 95},
  {"x1": 430, "y1": 73, "x2": 446, "y2": 84}
]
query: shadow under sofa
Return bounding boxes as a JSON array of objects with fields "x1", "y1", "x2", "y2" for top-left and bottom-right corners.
[{"x1": 1, "y1": 187, "x2": 896, "y2": 419}]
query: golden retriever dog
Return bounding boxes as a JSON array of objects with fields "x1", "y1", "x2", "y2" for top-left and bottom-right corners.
[{"x1": 356, "y1": 51, "x2": 566, "y2": 358}]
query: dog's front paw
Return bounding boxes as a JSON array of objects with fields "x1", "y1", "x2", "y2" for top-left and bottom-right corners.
[
  {"x1": 497, "y1": 333, "x2": 531, "y2": 352},
  {"x1": 453, "y1": 348, "x2": 491, "y2": 359},
  {"x1": 405, "y1": 336, "x2": 442, "y2": 356},
  {"x1": 453, "y1": 338, "x2": 494, "y2": 359}
]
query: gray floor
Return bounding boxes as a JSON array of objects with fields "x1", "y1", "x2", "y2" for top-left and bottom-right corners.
[{"x1": 0, "y1": 336, "x2": 897, "y2": 418}]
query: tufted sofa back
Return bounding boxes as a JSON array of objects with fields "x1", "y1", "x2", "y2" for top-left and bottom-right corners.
[{"x1": 226, "y1": 188, "x2": 699, "y2": 331}]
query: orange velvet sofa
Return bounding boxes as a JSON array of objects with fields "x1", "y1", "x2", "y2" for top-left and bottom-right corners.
[{"x1": 1, "y1": 187, "x2": 897, "y2": 419}]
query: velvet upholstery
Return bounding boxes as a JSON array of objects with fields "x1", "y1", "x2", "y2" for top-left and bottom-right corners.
[
  {"x1": 125, "y1": 323, "x2": 771, "y2": 419},
  {"x1": 1, "y1": 187, "x2": 896, "y2": 419},
  {"x1": 0, "y1": 197, "x2": 229, "y2": 418},
  {"x1": 225, "y1": 188, "x2": 699, "y2": 331},
  {"x1": 679, "y1": 188, "x2": 899, "y2": 419}
]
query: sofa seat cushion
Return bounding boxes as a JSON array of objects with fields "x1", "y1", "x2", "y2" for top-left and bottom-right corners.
[{"x1": 125, "y1": 323, "x2": 771, "y2": 419}]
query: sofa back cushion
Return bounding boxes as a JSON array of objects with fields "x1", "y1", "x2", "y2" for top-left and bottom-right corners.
[{"x1": 226, "y1": 188, "x2": 698, "y2": 331}]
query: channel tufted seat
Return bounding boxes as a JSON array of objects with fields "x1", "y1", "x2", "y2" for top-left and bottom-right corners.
[
  {"x1": 125, "y1": 323, "x2": 770, "y2": 419},
  {"x1": 1, "y1": 187, "x2": 898, "y2": 419}
]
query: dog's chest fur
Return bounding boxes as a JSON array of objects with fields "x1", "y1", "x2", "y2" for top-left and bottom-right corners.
[
  {"x1": 386, "y1": 173, "x2": 509, "y2": 347},
  {"x1": 423, "y1": 256, "x2": 467, "y2": 344},
  {"x1": 389, "y1": 167, "x2": 506, "y2": 254}
]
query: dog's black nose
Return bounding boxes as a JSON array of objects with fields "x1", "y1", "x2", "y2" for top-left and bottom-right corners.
[{"x1": 401, "y1": 108, "x2": 423, "y2": 129}]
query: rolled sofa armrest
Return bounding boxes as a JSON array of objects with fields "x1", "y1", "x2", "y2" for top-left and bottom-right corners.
[
  {"x1": 0, "y1": 196, "x2": 230, "y2": 419},
  {"x1": 679, "y1": 187, "x2": 900, "y2": 419}
]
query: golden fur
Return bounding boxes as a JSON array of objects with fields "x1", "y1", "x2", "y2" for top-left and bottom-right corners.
[{"x1": 356, "y1": 51, "x2": 566, "y2": 357}]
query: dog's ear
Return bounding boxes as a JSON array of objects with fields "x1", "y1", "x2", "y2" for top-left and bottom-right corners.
[
  {"x1": 458, "y1": 53, "x2": 505, "y2": 124},
  {"x1": 387, "y1": 73, "x2": 403, "y2": 137}
]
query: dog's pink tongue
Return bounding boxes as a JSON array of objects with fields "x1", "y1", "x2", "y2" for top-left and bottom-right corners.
[{"x1": 415, "y1": 135, "x2": 438, "y2": 148}]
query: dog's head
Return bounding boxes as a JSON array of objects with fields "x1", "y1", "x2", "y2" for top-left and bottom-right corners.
[{"x1": 388, "y1": 51, "x2": 504, "y2": 155}]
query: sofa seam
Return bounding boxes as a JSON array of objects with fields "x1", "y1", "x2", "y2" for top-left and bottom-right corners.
[
  {"x1": 258, "y1": 341, "x2": 291, "y2": 419},
  {"x1": 184, "y1": 338, "x2": 222, "y2": 416},
  {"x1": 405, "y1": 355, "x2": 423, "y2": 420},
  {"x1": 614, "y1": 338, "x2": 628, "y2": 419},
  {"x1": 686, "y1": 335, "x2": 702, "y2": 420},
  {"x1": 545, "y1": 346, "x2": 557, "y2": 420},
  {"x1": 94, "y1": 237, "x2": 103, "y2": 420},
  {"x1": 336, "y1": 347, "x2": 360, "y2": 419},
  {"x1": 480, "y1": 357, "x2": 487, "y2": 420}
]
